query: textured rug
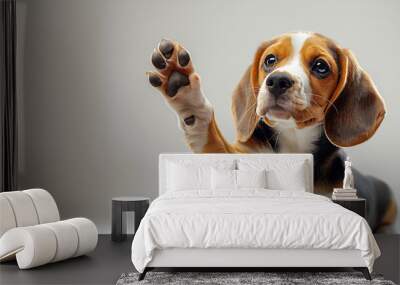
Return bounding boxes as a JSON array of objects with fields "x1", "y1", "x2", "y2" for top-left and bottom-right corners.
[{"x1": 116, "y1": 271, "x2": 395, "y2": 285}]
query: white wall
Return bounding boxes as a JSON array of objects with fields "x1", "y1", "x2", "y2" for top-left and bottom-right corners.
[{"x1": 17, "y1": 0, "x2": 400, "y2": 233}]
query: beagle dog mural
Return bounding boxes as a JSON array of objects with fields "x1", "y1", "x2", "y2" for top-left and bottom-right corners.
[{"x1": 147, "y1": 32, "x2": 396, "y2": 231}]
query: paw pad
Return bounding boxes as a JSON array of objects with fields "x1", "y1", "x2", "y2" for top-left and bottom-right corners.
[
  {"x1": 159, "y1": 39, "x2": 174, "y2": 59},
  {"x1": 151, "y1": 51, "x2": 166, "y2": 69},
  {"x1": 149, "y1": 74, "x2": 162, "y2": 87},
  {"x1": 178, "y1": 49, "x2": 190, "y2": 67},
  {"x1": 167, "y1": 71, "x2": 190, "y2": 97}
]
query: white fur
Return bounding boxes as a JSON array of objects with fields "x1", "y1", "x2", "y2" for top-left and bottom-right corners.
[
  {"x1": 275, "y1": 32, "x2": 312, "y2": 104},
  {"x1": 256, "y1": 82, "x2": 269, "y2": 116},
  {"x1": 168, "y1": 81, "x2": 213, "y2": 153},
  {"x1": 273, "y1": 33, "x2": 320, "y2": 153},
  {"x1": 273, "y1": 118, "x2": 322, "y2": 153}
]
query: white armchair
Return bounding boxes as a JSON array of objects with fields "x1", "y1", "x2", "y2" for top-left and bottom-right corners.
[{"x1": 0, "y1": 189, "x2": 98, "y2": 269}]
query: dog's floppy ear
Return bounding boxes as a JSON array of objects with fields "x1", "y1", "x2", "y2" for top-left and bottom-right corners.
[
  {"x1": 232, "y1": 41, "x2": 272, "y2": 142},
  {"x1": 324, "y1": 48, "x2": 386, "y2": 147}
]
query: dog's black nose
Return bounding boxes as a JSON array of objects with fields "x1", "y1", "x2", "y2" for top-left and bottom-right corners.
[{"x1": 266, "y1": 72, "x2": 294, "y2": 96}]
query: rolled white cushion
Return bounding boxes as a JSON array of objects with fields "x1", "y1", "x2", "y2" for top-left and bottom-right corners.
[
  {"x1": 42, "y1": 221, "x2": 79, "y2": 262},
  {"x1": 0, "y1": 191, "x2": 39, "y2": 227},
  {"x1": 23, "y1": 189, "x2": 60, "y2": 223},
  {"x1": 0, "y1": 195, "x2": 17, "y2": 237},
  {"x1": 0, "y1": 189, "x2": 60, "y2": 238},
  {"x1": 0, "y1": 226, "x2": 57, "y2": 269},
  {"x1": 0, "y1": 218, "x2": 98, "y2": 269},
  {"x1": 64, "y1": 218, "x2": 98, "y2": 257}
]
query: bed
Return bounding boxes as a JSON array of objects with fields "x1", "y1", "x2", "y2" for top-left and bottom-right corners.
[{"x1": 131, "y1": 153, "x2": 380, "y2": 280}]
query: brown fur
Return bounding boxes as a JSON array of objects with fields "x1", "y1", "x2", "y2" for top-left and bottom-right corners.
[
  {"x1": 382, "y1": 199, "x2": 397, "y2": 226},
  {"x1": 202, "y1": 112, "x2": 235, "y2": 153},
  {"x1": 324, "y1": 49, "x2": 386, "y2": 147}
]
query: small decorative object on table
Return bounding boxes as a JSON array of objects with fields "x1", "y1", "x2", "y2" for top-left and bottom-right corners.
[
  {"x1": 112, "y1": 197, "x2": 150, "y2": 242},
  {"x1": 332, "y1": 156, "x2": 358, "y2": 200},
  {"x1": 332, "y1": 156, "x2": 366, "y2": 218},
  {"x1": 343, "y1": 156, "x2": 355, "y2": 189}
]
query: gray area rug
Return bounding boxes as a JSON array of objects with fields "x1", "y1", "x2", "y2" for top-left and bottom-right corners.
[{"x1": 116, "y1": 272, "x2": 396, "y2": 285}]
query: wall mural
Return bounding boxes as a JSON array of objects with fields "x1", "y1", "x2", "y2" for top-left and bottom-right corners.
[{"x1": 147, "y1": 32, "x2": 396, "y2": 232}]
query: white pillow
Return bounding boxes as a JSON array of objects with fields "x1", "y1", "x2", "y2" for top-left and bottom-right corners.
[
  {"x1": 211, "y1": 168, "x2": 236, "y2": 190},
  {"x1": 167, "y1": 162, "x2": 209, "y2": 191},
  {"x1": 211, "y1": 169, "x2": 267, "y2": 190},
  {"x1": 166, "y1": 159, "x2": 235, "y2": 191},
  {"x1": 236, "y1": 169, "x2": 267, "y2": 189},
  {"x1": 238, "y1": 159, "x2": 308, "y2": 191},
  {"x1": 266, "y1": 164, "x2": 306, "y2": 191}
]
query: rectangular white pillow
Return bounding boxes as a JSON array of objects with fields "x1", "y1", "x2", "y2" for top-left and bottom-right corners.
[
  {"x1": 266, "y1": 164, "x2": 306, "y2": 191},
  {"x1": 167, "y1": 162, "x2": 209, "y2": 191},
  {"x1": 166, "y1": 159, "x2": 235, "y2": 191},
  {"x1": 211, "y1": 168, "x2": 236, "y2": 190},
  {"x1": 211, "y1": 168, "x2": 267, "y2": 190},
  {"x1": 237, "y1": 159, "x2": 308, "y2": 191},
  {"x1": 236, "y1": 169, "x2": 267, "y2": 189}
]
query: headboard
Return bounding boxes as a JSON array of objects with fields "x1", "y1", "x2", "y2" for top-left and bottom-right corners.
[{"x1": 159, "y1": 153, "x2": 314, "y2": 195}]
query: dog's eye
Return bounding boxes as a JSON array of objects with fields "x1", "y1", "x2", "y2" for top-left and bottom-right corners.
[
  {"x1": 263, "y1": 54, "x2": 277, "y2": 70},
  {"x1": 311, "y1": 58, "x2": 330, "y2": 78}
]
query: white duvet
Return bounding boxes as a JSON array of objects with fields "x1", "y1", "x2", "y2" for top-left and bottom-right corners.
[{"x1": 131, "y1": 189, "x2": 380, "y2": 272}]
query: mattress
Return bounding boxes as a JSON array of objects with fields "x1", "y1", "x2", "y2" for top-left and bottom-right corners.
[{"x1": 131, "y1": 189, "x2": 380, "y2": 273}]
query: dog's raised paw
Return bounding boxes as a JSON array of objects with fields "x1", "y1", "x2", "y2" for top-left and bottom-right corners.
[{"x1": 148, "y1": 39, "x2": 196, "y2": 98}]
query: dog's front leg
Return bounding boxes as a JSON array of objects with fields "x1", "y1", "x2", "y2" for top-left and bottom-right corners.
[{"x1": 148, "y1": 39, "x2": 234, "y2": 153}]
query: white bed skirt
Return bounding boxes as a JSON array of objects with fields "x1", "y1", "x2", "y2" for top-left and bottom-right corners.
[{"x1": 148, "y1": 248, "x2": 366, "y2": 268}]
